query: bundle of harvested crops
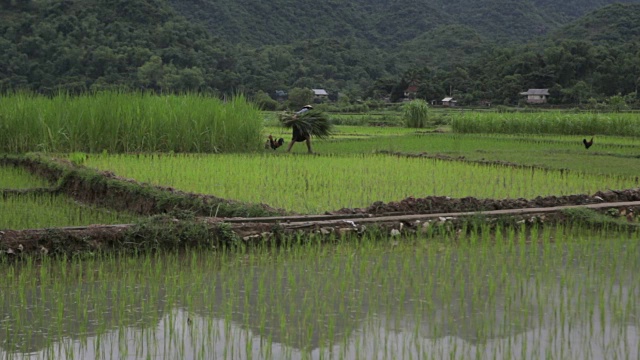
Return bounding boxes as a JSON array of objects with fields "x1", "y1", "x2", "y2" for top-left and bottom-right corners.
[{"x1": 279, "y1": 110, "x2": 333, "y2": 139}]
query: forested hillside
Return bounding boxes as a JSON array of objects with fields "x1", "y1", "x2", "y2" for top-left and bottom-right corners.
[
  {"x1": 0, "y1": 0, "x2": 236, "y2": 93},
  {"x1": 169, "y1": 0, "x2": 640, "y2": 45},
  {"x1": 1, "y1": 0, "x2": 639, "y2": 106}
]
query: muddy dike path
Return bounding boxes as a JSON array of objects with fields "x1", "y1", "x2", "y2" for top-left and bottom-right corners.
[{"x1": 2, "y1": 154, "x2": 640, "y2": 258}]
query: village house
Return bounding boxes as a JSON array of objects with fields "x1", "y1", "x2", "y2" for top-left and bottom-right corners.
[
  {"x1": 312, "y1": 89, "x2": 329, "y2": 100},
  {"x1": 520, "y1": 89, "x2": 549, "y2": 104},
  {"x1": 442, "y1": 97, "x2": 457, "y2": 107},
  {"x1": 274, "y1": 90, "x2": 287, "y2": 102},
  {"x1": 403, "y1": 85, "x2": 418, "y2": 100}
]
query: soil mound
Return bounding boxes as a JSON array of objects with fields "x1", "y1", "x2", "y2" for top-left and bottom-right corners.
[{"x1": 333, "y1": 189, "x2": 640, "y2": 215}]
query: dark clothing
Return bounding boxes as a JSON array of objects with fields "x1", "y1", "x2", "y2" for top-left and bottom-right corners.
[
  {"x1": 292, "y1": 126, "x2": 309, "y2": 142},
  {"x1": 291, "y1": 106, "x2": 312, "y2": 143}
]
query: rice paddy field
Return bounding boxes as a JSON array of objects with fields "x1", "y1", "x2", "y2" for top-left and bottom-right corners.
[
  {"x1": 0, "y1": 166, "x2": 52, "y2": 189},
  {"x1": 0, "y1": 193, "x2": 139, "y2": 230},
  {"x1": 2, "y1": 100, "x2": 640, "y2": 359},
  {"x1": 82, "y1": 152, "x2": 637, "y2": 214},
  {"x1": 1, "y1": 227, "x2": 638, "y2": 359},
  {"x1": 0, "y1": 163, "x2": 139, "y2": 230}
]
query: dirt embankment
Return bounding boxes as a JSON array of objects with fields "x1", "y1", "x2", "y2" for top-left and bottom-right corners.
[
  {"x1": 332, "y1": 189, "x2": 640, "y2": 215},
  {"x1": 3, "y1": 200, "x2": 640, "y2": 258}
]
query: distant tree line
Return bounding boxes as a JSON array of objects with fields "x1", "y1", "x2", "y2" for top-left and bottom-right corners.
[
  {"x1": 1, "y1": 0, "x2": 639, "y2": 107},
  {"x1": 384, "y1": 39, "x2": 640, "y2": 107}
]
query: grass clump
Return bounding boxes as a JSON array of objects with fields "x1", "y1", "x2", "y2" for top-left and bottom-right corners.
[
  {"x1": 561, "y1": 207, "x2": 638, "y2": 228},
  {"x1": 403, "y1": 99, "x2": 429, "y2": 128}
]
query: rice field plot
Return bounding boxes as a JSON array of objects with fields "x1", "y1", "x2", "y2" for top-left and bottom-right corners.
[
  {"x1": 0, "y1": 193, "x2": 139, "y2": 230},
  {"x1": 1, "y1": 226, "x2": 637, "y2": 359},
  {"x1": 329, "y1": 112, "x2": 402, "y2": 126},
  {"x1": 82, "y1": 153, "x2": 638, "y2": 214},
  {"x1": 0, "y1": 166, "x2": 52, "y2": 189},
  {"x1": 315, "y1": 133, "x2": 640, "y2": 177}
]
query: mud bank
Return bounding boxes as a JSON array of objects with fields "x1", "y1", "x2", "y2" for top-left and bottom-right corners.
[
  {"x1": 335, "y1": 189, "x2": 640, "y2": 215},
  {"x1": 2, "y1": 202, "x2": 639, "y2": 258}
]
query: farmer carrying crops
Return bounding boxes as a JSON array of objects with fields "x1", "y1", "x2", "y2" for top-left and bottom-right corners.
[
  {"x1": 286, "y1": 105, "x2": 314, "y2": 153},
  {"x1": 280, "y1": 104, "x2": 333, "y2": 154}
]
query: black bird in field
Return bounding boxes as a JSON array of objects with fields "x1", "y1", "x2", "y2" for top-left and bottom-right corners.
[{"x1": 583, "y1": 137, "x2": 594, "y2": 149}]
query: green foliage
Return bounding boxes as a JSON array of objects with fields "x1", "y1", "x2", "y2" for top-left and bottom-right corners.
[
  {"x1": 69, "y1": 152, "x2": 88, "y2": 165},
  {"x1": 451, "y1": 111, "x2": 640, "y2": 136},
  {"x1": 253, "y1": 90, "x2": 279, "y2": 111},
  {"x1": 287, "y1": 88, "x2": 314, "y2": 109},
  {"x1": 0, "y1": 1, "x2": 224, "y2": 94},
  {"x1": 402, "y1": 100, "x2": 429, "y2": 128},
  {"x1": 1, "y1": 0, "x2": 640, "y2": 106},
  {"x1": 606, "y1": 94, "x2": 629, "y2": 112},
  {"x1": 0, "y1": 92, "x2": 263, "y2": 153},
  {"x1": 168, "y1": 0, "x2": 624, "y2": 46},
  {"x1": 561, "y1": 207, "x2": 631, "y2": 228}
]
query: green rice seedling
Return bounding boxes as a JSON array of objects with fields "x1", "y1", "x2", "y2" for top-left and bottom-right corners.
[
  {"x1": 84, "y1": 153, "x2": 638, "y2": 213},
  {"x1": 1, "y1": 227, "x2": 638, "y2": 359},
  {"x1": 0, "y1": 166, "x2": 52, "y2": 189},
  {"x1": 314, "y1": 132, "x2": 640, "y2": 177},
  {"x1": 0, "y1": 193, "x2": 139, "y2": 230}
]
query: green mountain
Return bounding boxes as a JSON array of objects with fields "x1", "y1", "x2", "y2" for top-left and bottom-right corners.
[
  {"x1": 0, "y1": 0, "x2": 233, "y2": 93},
  {"x1": 549, "y1": 2, "x2": 640, "y2": 43},
  {"x1": 168, "y1": 0, "x2": 640, "y2": 46},
  {"x1": 1, "y1": 0, "x2": 639, "y2": 104}
]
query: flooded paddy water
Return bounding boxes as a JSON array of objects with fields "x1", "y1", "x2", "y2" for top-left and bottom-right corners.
[{"x1": 1, "y1": 227, "x2": 638, "y2": 360}]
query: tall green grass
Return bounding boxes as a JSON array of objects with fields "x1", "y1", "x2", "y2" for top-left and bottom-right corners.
[
  {"x1": 0, "y1": 92, "x2": 262, "y2": 153},
  {"x1": 403, "y1": 100, "x2": 429, "y2": 128},
  {"x1": 451, "y1": 111, "x2": 640, "y2": 136}
]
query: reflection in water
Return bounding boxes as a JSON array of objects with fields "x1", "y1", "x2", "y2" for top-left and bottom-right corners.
[
  {"x1": 4, "y1": 308, "x2": 638, "y2": 360},
  {"x1": 1, "y1": 235, "x2": 639, "y2": 359}
]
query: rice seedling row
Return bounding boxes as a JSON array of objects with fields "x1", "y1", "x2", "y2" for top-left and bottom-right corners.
[
  {"x1": 0, "y1": 166, "x2": 52, "y2": 189},
  {"x1": 0, "y1": 193, "x2": 139, "y2": 230},
  {"x1": 315, "y1": 133, "x2": 640, "y2": 177},
  {"x1": 1, "y1": 226, "x2": 637, "y2": 359},
  {"x1": 83, "y1": 153, "x2": 639, "y2": 213}
]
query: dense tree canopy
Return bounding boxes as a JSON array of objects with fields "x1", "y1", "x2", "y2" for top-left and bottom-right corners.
[{"x1": 1, "y1": 0, "x2": 639, "y2": 105}]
